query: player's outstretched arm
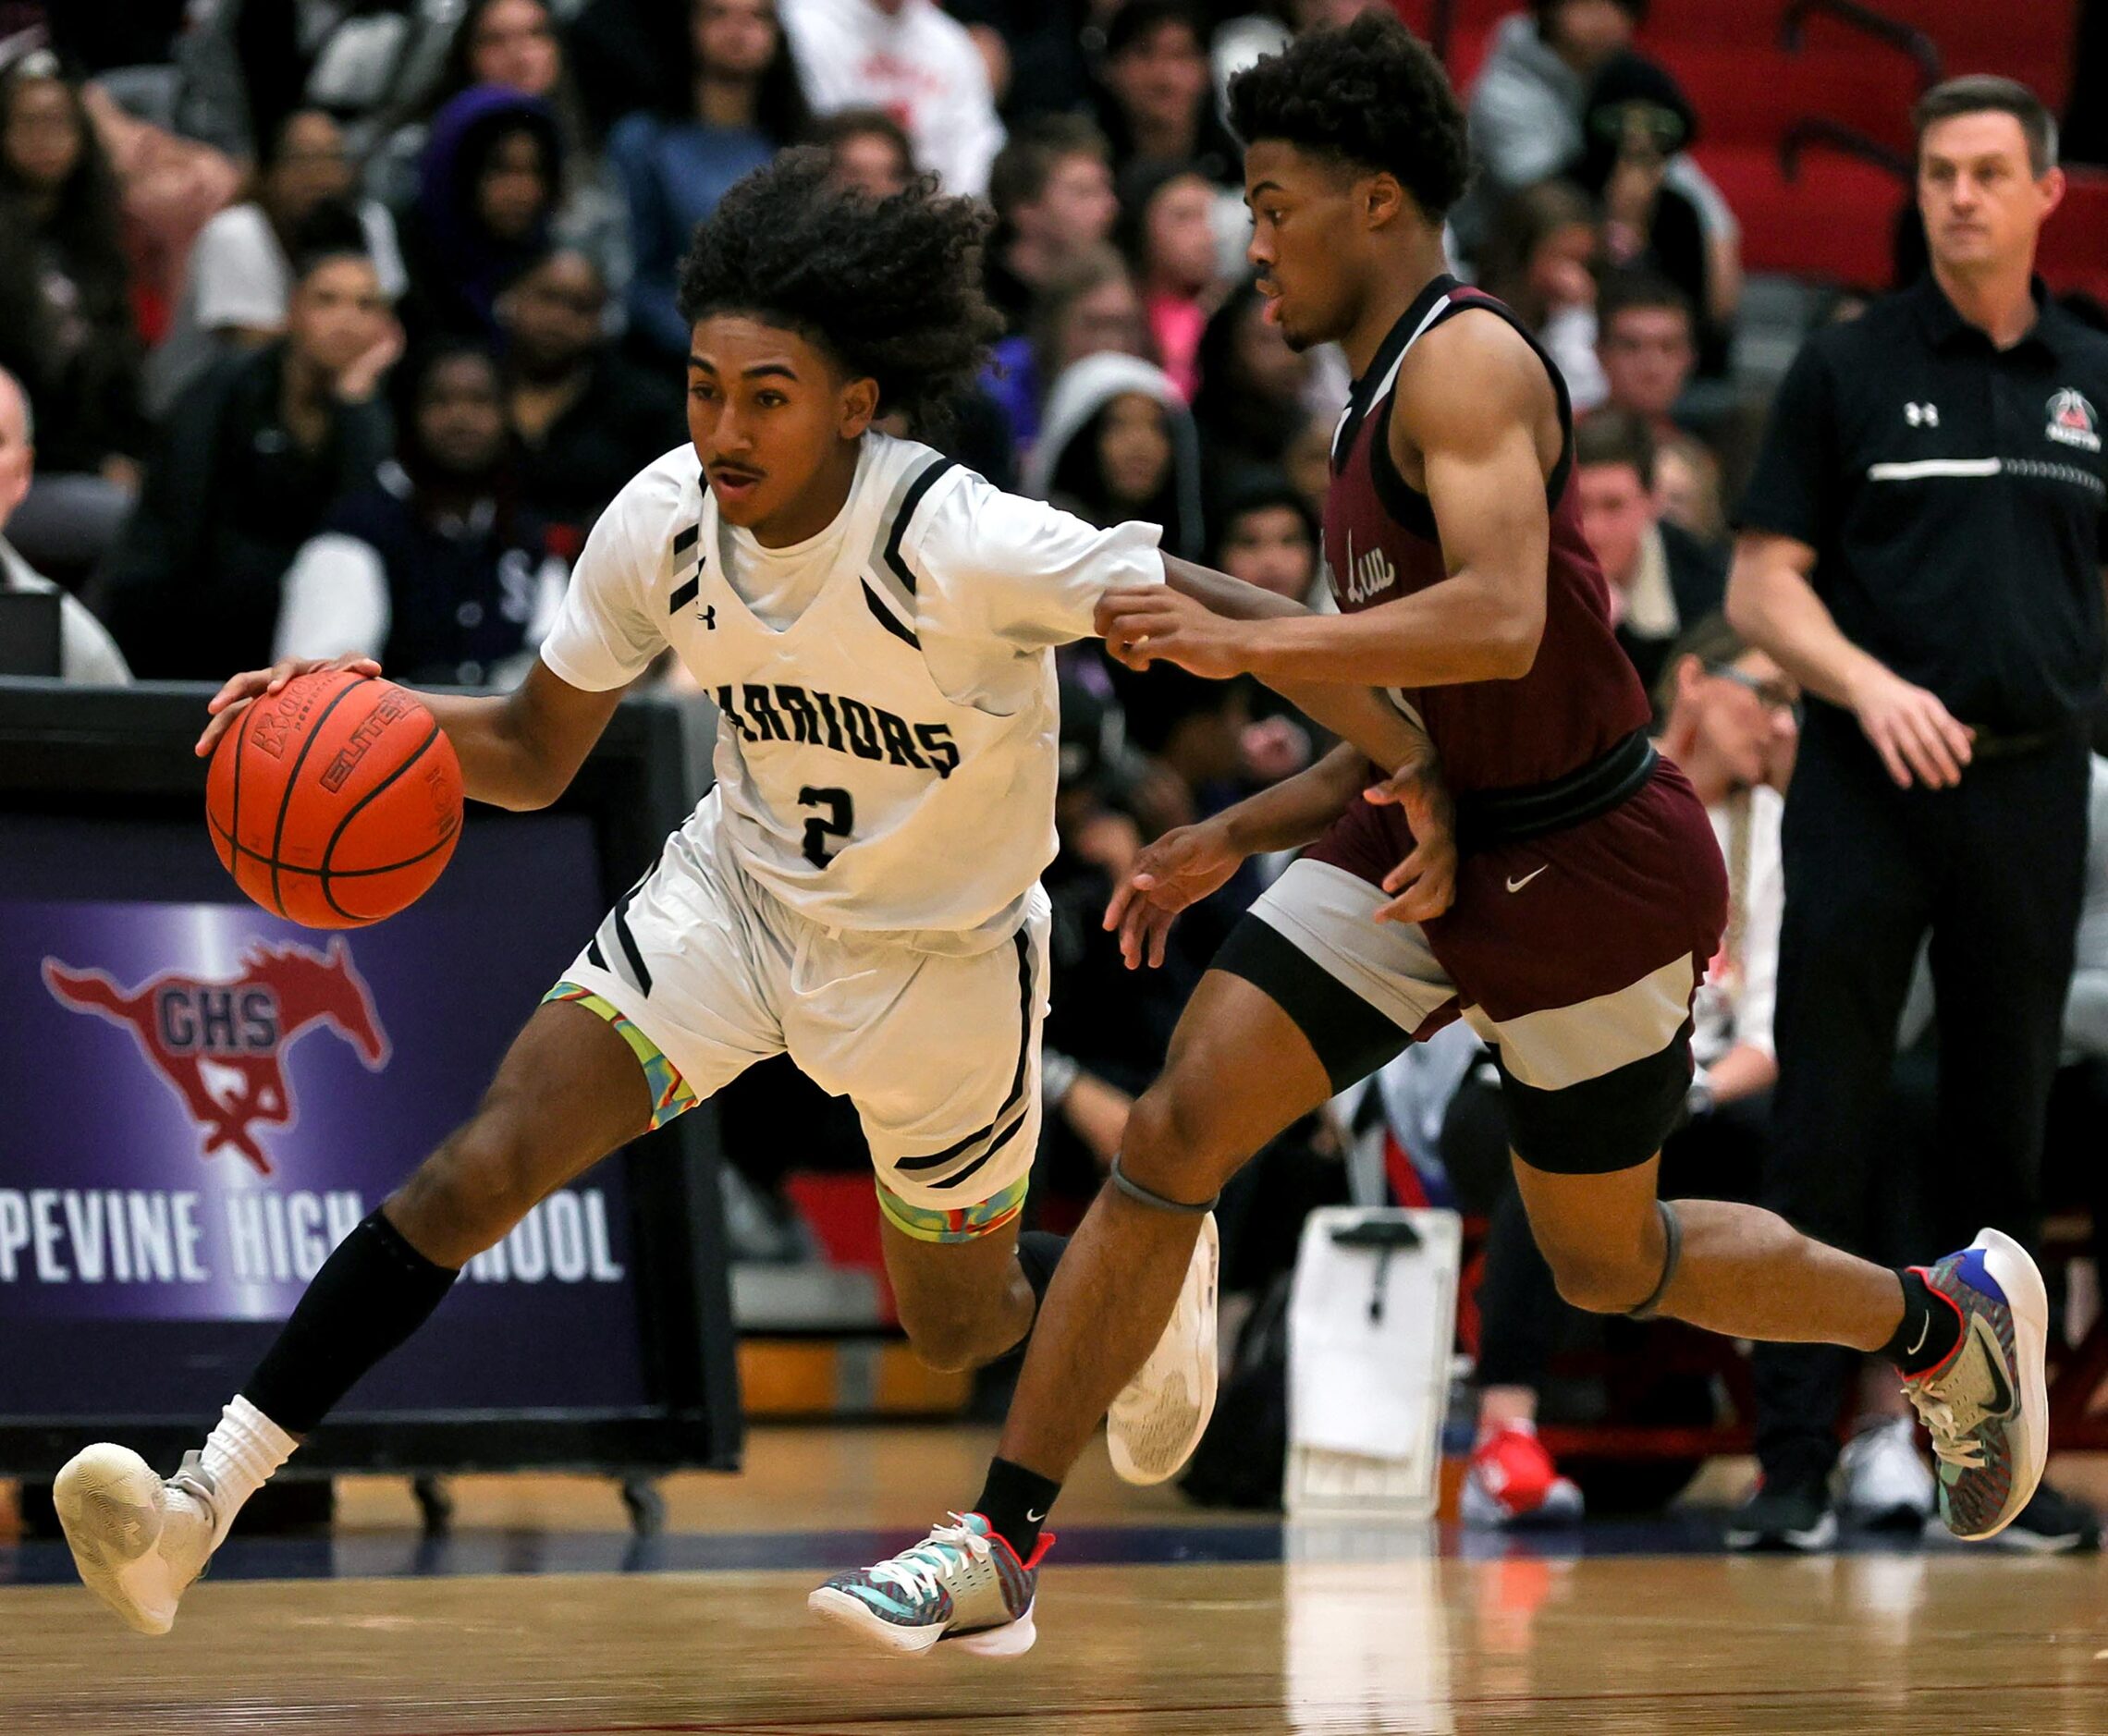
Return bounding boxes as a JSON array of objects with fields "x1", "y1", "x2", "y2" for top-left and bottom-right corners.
[
  {"x1": 193, "y1": 654, "x2": 628, "y2": 812},
  {"x1": 1103, "y1": 319, "x2": 1553, "y2": 691},
  {"x1": 1106, "y1": 743, "x2": 1370, "y2": 969},
  {"x1": 1105, "y1": 740, "x2": 1455, "y2": 966},
  {"x1": 1107, "y1": 556, "x2": 1447, "y2": 780}
]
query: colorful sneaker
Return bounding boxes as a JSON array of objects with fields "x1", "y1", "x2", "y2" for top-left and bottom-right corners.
[
  {"x1": 1903, "y1": 1227, "x2": 2049, "y2": 1543},
  {"x1": 1837, "y1": 1415, "x2": 1934, "y2": 1531},
  {"x1": 1460, "y1": 1423, "x2": 1585, "y2": 1528},
  {"x1": 808, "y1": 1513, "x2": 1048, "y2": 1657},
  {"x1": 1108, "y1": 1212, "x2": 1219, "y2": 1485},
  {"x1": 54, "y1": 1444, "x2": 219, "y2": 1636}
]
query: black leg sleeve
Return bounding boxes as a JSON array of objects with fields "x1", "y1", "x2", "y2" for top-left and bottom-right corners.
[{"x1": 244, "y1": 1211, "x2": 460, "y2": 1435}]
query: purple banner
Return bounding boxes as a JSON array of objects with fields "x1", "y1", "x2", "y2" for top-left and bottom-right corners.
[{"x1": 0, "y1": 811, "x2": 650, "y2": 1413}]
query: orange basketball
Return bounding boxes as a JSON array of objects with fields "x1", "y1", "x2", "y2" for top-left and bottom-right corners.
[{"x1": 205, "y1": 670, "x2": 464, "y2": 928}]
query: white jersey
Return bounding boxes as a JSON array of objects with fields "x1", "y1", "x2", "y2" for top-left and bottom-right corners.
[{"x1": 540, "y1": 434, "x2": 1162, "y2": 947}]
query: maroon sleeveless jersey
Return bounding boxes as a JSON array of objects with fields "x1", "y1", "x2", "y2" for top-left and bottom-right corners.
[
  {"x1": 1321, "y1": 275, "x2": 1650, "y2": 796},
  {"x1": 1300, "y1": 275, "x2": 1726, "y2": 1034}
]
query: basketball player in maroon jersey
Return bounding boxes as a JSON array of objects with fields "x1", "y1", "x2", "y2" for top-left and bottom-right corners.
[{"x1": 815, "y1": 14, "x2": 2050, "y2": 1653}]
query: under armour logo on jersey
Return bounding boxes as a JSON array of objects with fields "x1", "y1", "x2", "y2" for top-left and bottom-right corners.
[{"x1": 1905, "y1": 401, "x2": 1940, "y2": 427}]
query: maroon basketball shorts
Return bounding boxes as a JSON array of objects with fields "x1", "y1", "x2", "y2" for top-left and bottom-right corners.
[{"x1": 1214, "y1": 761, "x2": 1729, "y2": 1174}]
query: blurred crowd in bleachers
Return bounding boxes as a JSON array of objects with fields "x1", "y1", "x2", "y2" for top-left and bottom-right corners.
[{"x1": 3, "y1": 0, "x2": 2104, "y2": 1534}]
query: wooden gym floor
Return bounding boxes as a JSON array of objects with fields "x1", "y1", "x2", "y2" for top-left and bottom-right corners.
[{"x1": 2, "y1": 1426, "x2": 2105, "y2": 1734}]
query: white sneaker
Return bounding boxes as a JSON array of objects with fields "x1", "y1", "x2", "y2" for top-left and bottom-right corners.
[
  {"x1": 54, "y1": 1444, "x2": 219, "y2": 1636},
  {"x1": 1837, "y1": 1416, "x2": 1935, "y2": 1531},
  {"x1": 1107, "y1": 1212, "x2": 1219, "y2": 1485}
]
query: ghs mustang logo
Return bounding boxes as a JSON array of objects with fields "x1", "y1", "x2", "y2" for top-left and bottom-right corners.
[
  {"x1": 2046, "y1": 388, "x2": 2101, "y2": 453},
  {"x1": 41, "y1": 939, "x2": 389, "y2": 1176}
]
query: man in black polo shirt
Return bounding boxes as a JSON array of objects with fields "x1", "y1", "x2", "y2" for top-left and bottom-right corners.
[{"x1": 1729, "y1": 75, "x2": 2108, "y2": 1552}]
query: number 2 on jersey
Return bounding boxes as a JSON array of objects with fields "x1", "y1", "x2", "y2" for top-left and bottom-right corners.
[{"x1": 798, "y1": 787, "x2": 853, "y2": 869}]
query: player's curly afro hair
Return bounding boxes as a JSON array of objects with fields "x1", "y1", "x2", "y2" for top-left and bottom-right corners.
[
  {"x1": 1226, "y1": 12, "x2": 1472, "y2": 220},
  {"x1": 675, "y1": 147, "x2": 1001, "y2": 425}
]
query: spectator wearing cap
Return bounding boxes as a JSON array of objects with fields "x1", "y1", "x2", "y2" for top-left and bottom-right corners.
[
  {"x1": 778, "y1": 0, "x2": 1003, "y2": 196},
  {"x1": 102, "y1": 206, "x2": 400, "y2": 679},
  {"x1": 1727, "y1": 76, "x2": 2108, "y2": 1554},
  {"x1": 985, "y1": 116, "x2": 1118, "y2": 337},
  {"x1": 1574, "y1": 409, "x2": 1726, "y2": 692},
  {"x1": 153, "y1": 108, "x2": 409, "y2": 416},
  {"x1": 0, "y1": 365, "x2": 129, "y2": 684},
  {"x1": 609, "y1": 0, "x2": 813, "y2": 362},
  {"x1": 1459, "y1": 2, "x2": 1739, "y2": 278},
  {"x1": 0, "y1": 53, "x2": 148, "y2": 583},
  {"x1": 497, "y1": 249, "x2": 686, "y2": 559},
  {"x1": 1575, "y1": 53, "x2": 1736, "y2": 373}
]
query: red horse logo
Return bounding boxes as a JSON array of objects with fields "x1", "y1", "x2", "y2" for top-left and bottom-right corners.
[{"x1": 42, "y1": 939, "x2": 390, "y2": 1176}]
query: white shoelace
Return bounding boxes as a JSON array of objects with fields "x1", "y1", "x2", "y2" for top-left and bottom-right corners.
[
  {"x1": 1905, "y1": 1387, "x2": 1986, "y2": 1470},
  {"x1": 867, "y1": 1516, "x2": 989, "y2": 1604}
]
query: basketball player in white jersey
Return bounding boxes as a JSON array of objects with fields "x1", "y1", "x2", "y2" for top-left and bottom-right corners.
[{"x1": 52, "y1": 150, "x2": 1451, "y2": 1643}]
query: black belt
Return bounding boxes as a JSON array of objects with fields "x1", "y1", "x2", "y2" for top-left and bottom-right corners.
[
  {"x1": 1966, "y1": 721, "x2": 2084, "y2": 762},
  {"x1": 1453, "y1": 729, "x2": 1658, "y2": 850}
]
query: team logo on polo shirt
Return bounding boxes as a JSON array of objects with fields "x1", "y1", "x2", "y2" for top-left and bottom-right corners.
[{"x1": 2045, "y1": 389, "x2": 2102, "y2": 453}]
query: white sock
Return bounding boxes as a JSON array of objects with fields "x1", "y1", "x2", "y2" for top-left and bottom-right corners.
[{"x1": 196, "y1": 1394, "x2": 299, "y2": 1547}]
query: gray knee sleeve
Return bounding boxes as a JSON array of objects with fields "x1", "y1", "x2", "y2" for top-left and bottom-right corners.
[
  {"x1": 1109, "y1": 1155, "x2": 1219, "y2": 1216},
  {"x1": 1624, "y1": 1199, "x2": 1683, "y2": 1321}
]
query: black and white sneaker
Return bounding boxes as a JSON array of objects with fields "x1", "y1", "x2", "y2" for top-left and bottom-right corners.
[
  {"x1": 1973, "y1": 1483, "x2": 2102, "y2": 1555},
  {"x1": 1726, "y1": 1474, "x2": 1838, "y2": 1552}
]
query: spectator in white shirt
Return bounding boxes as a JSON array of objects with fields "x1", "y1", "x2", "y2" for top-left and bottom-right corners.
[
  {"x1": 778, "y1": 0, "x2": 1003, "y2": 196},
  {"x1": 0, "y1": 366, "x2": 130, "y2": 684},
  {"x1": 151, "y1": 109, "x2": 407, "y2": 416},
  {"x1": 275, "y1": 341, "x2": 564, "y2": 688}
]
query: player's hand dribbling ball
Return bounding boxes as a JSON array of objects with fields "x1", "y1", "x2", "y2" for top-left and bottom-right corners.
[{"x1": 203, "y1": 666, "x2": 464, "y2": 927}]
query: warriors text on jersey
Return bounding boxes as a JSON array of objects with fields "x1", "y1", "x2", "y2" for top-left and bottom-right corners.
[{"x1": 540, "y1": 434, "x2": 1163, "y2": 947}]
